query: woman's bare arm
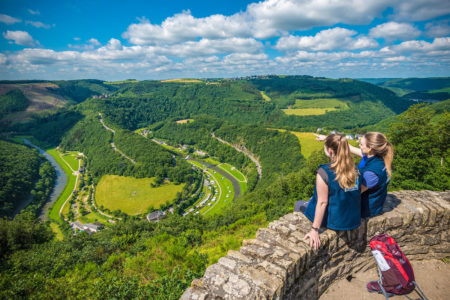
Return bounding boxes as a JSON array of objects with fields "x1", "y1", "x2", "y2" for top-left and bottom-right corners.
[
  {"x1": 304, "y1": 174, "x2": 328, "y2": 250},
  {"x1": 348, "y1": 143, "x2": 363, "y2": 157}
]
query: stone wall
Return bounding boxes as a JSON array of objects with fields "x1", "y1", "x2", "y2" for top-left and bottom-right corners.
[{"x1": 181, "y1": 190, "x2": 450, "y2": 300}]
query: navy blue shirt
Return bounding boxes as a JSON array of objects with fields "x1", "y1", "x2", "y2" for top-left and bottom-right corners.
[
  {"x1": 304, "y1": 163, "x2": 362, "y2": 231},
  {"x1": 359, "y1": 156, "x2": 389, "y2": 217}
]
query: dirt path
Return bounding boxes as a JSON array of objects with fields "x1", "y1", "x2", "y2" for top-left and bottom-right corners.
[
  {"x1": 320, "y1": 259, "x2": 450, "y2": 300},
  {"x1": 211, "y1": 132, "x2": 262, "y2": 179},
  {"x1": 98, "y1": 113, "x2": 136, "y2": 165}
]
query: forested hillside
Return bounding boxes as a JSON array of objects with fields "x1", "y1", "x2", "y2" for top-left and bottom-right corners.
[
  {"x1": 0, "y1": 140, "x2": 55, "y2": 217},
  {"x1": 0, "y1": 90, "x2": 29, "y2": 119}
]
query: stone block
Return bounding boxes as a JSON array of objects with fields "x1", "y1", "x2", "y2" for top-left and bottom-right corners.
[{"x1": 227, "y1": 250, "x2": 253, "y2": 264}]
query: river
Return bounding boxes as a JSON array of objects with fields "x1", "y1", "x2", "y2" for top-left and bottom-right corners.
[{"x1": 19, "y1": 139, "x2": 67, "y2": 221}]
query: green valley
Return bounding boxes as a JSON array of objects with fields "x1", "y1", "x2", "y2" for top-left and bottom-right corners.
[{"x1": 0, "y1": 75, "x2": 448, "y2": 299}]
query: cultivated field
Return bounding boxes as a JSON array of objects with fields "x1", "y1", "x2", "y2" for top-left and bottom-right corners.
[
  {"x1": 160, "y1": 79, "x2": 203, "y2": 83},
  {"x1": 282, "y1": 108, "x2": 338, "y2": 116},
  {"x1": 95, "y1": 175, "x2": 185, "y2": 215},
  {"x1": 176, "y1": 118, "x2": 194, "y2": 124},
  {"x1": 287, "y1": 131, "x2": 323, "y2": 158},
  {"x1": 282, "y1": 98, "x2": 348, "y2": 116}
]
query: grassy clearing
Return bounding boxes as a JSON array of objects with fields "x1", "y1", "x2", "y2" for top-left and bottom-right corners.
[
  {"x1": 260, "y1": 91, "x2": 271, "y2": 101},
  {"x1": 61, "y1": 151, "x2": 80, "y2": 171},
  {"x1": 50, "y1": 222, "x2": 64, "y2": 241},
  {"x1": 287, "y1": 131, "x2": 323, "y2": 158},
  {"x1": 176, "y1": 119, "x2": 194, "y2": 124},
  {"x1": 47, "y1": 148, "x2": 78, "y2": 224},
  {"x1": 96, "y1": 175, "x2": 185, "y2": 215},
  {"x1": 282, "y1": 108, "x2": 338, "y2": 116},
  {"x1": 80, "y1": 211, "x2": 110, "y2": 224},
  {"x1": 203, "y1": 157, "x2": 221, "y2": 165},
  {"x1": 293, "y1": 98, "x2": 348, "y2": 109}
]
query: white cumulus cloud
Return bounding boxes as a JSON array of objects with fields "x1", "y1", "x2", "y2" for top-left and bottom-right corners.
[
  {"x1": 369, "y1": 22, "x2": 421, "y2": 42},
  {"x1": 247, "y1": 0, "x2": 391, "y2": 38},
  {"x1": 122, "y1": 11, "x2": 251, "y2": 45},
  {"x1": 388, "y1": 37, "x2": 450, "y2": 53},
  {"x1": 276, "y1": 28, "x2": 378, "y2": 51},
  {"x1": 0, "y1": 14, "x2": 21, "y2": 25},
  {"x1": 3, "y1": 30, "x2": 37, "y2": 47}
]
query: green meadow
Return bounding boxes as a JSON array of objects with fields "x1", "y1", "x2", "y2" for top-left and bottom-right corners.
[
  {"x1": 282, "y1": 98, "x2": 348, "y2": 116},
  {"x1": 47, "y1": 148, "x2": 79, "y2": 224},
  {"x1": 95, "y1": 175, "x2": 185, "y2": 215}
]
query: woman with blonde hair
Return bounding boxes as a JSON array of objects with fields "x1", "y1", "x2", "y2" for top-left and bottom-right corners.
[
  {"x1": 315, "y1": 131, "x2": 394, "y2": 218},
  {"x1": 300, "y1": 134, "x2": 361, "y2": 250}
]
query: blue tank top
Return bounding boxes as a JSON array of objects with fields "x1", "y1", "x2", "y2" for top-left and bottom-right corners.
[
  {"x1": 359, "y1": 156, "x2": 389, "y2": 217},
  {"x1": 304, "y1": 163, "x2": 362, "y2": 231}
]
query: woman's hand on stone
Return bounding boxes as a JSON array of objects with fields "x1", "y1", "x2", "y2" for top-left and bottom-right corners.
[
  {"x1": 304, "y1": 229, "x2": 321, "y2": 250},
  {"x1": 314, "y1": 134, "x2": 326, "y2": 141}
]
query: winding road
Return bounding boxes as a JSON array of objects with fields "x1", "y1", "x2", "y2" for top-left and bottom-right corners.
[
  {"x1": 98, "y1": 113, "x2": 136, "y2": 165},
  {"x1": 211, "y1": 132, "x2": 262, "y2": 179}
]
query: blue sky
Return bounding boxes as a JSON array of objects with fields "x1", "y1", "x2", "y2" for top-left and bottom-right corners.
[{"x1": 0, "y1": 0, "x2": 449, "y2": 80}]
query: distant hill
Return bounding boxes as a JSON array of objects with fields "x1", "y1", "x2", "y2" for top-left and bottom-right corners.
[
  {"x1": 0, "y1": 80, "x2": 117, "y2": 128},
  {"x1": 359, "y1": 77, "x2": 450, "y2": 102},
  {"x1": 358, "y1": 99, "x2": 450, "y2": 133},
  {"x1": 79, "y1": 75, "x2": 413, "y2": 131}
]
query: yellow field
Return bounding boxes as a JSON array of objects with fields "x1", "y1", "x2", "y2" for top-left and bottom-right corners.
[
  {"x1": 161, "y1": 79, "x2": 203, "y2": 83},
  {"x1": 95, "y1": 175, "x2": 185, "y2": 215},
  {"x1": 176, "y1": 119, "x2": 194, "y2": 124},
  {"x1": 260, "y1": 91, "x2": 271, "y2": 101},
  {"x1": 281, "y1": 108, "x2": 338, "y2": 116},
  {"x1": 289, "y1": 131, "x2": 324, "y2": 158}
]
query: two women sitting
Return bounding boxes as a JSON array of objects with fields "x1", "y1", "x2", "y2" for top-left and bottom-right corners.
[{"x1": 296, "y1": 132, "x2": 393, "y2": 249}]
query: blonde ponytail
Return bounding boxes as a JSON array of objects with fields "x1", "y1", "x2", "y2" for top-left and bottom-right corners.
[
  {"x1": 364, "y1": 132, "x2": 394, "y2": 177},
  {"x1": 325, "y1": 134, "x2": 358, "y2": 189}
]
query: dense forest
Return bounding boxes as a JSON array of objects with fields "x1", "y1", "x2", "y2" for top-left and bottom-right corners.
[
  {"x1": 0, "y1": 90, "x2": 29, "y2": 119},
  {"x1": 0, "y1": 76, "x2": 448, "y2": 299},
  {"x1": 0, "y1": 140, "x2": 55, "y2": 217}
]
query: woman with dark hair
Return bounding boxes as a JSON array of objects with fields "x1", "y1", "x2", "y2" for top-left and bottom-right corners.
[{"x1": 300, "y1": 134, "x2": 362, "y2": 250}]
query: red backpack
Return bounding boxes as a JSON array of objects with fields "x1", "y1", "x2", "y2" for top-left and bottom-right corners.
[{"x1": 368, "y1": 234, "x2": 428, "y2": 299}]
